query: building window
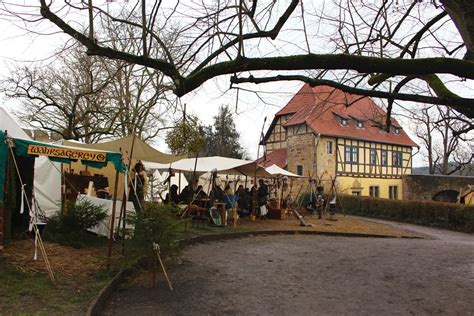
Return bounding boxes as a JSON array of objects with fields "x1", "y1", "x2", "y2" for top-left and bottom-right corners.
[
  {"x1": 327, "y1": 141, "x2": 333, "y2": 154},
  {"x1": 345, "y1": 146, "x2": 359, "y2": 164},
  {"x1": 356, "y1": 121, "x2": 363, "y2": 128},
  {"x1": 370, "y1": 149, "x2": 377, "y2": 165},
  {"x1": 297, "y1": 165, "x2": 303, "y2": 176},
  {"x1": 381, "y1": 150, "x2": 388, "y2": 166},
  {"x1": 369, "y1": 186, "x2": 379, "y2": 198},
  {"x1": 389, "y1": 186, "x2": 399, "y2": 200},
  {"x1": 352, "y1": 191, "x2": 361, "y2": 196},
  {"x1": 394, "y1": 127, "x2": 401, "y2": 134},
  {"x1": 393, "y1": 151, "x2": 403, "y2": 167},
  {"x1": 341, "y1": 118, "x2": 348, "y2": 126}
]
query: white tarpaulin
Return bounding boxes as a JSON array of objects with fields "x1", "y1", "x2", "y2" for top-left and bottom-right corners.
[
  {"x1": 143, "y1": 161, "x2": 189, "y2": 202},
  {"x1": 79, "y1": 195, "x2": 135, "y2": 238},
  {"x1": 155, "y1": 156, "x2": 272, "y2": 177},
  {"x1": 265, "y1": 164, "x2": 304, "y2": 178},
  {"x1": 0, "y1": 107, "x2": 61, "y2": 217}
]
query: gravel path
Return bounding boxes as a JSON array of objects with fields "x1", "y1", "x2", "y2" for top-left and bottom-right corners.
[{"x1": 104, "y1": 224, "x2": 474, "y2": 315}]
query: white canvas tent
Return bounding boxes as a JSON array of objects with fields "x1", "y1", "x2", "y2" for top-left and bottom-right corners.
[
  {"x1": 0, "y1": 107, "x2": 61, "y2": 217},
  {"x1": 265, "y1": 164, "x2": 304, "y2": 178},
  {"x1": 63, "y1": 135, "x2": 181, "y2": 164},
  {"x1": 155, "y1": 156, "x2": 272, "y2": 177},
  {"x1": 144, "y1": 164, "x2": 189, "y2": 202}
]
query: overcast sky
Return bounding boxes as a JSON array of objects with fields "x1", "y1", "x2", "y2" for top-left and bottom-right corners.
[{"x1": 0, "y1": 1, "x2": 456, "y2": 168}]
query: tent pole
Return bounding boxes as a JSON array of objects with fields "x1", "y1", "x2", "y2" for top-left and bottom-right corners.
[
  {"x1": 277, "y1": 177, "x2": 282, "y2": 209},
  {"x1": 122, "y1": 133, "x2": 139, "y2": 255},
  {"x1": 107, "y1": 170, "x2": 120, "y2": 270},
  {"x1": 253, "y1": 117, "x2": 267, "y2": 219}
]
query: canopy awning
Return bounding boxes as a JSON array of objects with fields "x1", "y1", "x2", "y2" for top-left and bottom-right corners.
[
  {"x1": 265, "y1": 164, "x2": 304, "y2": 178},
  {"x1": 63, "y1": 135, "x2": 182, "y2": 164},
  {"x1": 11, "y1": 136, "x2": 125, "y2": 172},
  {"x1": 149, "y1": 156, "x2": 272, "y2": 177}
]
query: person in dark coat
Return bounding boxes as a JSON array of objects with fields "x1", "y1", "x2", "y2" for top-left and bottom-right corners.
[
  {"x1": 257, "y1": 179, "x2": 269, "y2": 218},
  {"x1": 236, "y1": 185, "x2": 250, "y2": 217},
  {"x1": 129, "y1": 161, "x2": 146, "y2": 212},
  {"x1": 164, "y1": 184, "x2": 180, "y2": 205},
  {"x1": 257, "y1": 179, "x2": 268, "y2": 207}
]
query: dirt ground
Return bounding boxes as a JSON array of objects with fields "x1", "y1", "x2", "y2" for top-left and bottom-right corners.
[
  {"x1": 1, "y1": 214, "x2": 419, "y2": 278},
  {"x1": 0, "y1": 239, "x2": 112, "y2": 314},
  {"x1": 2, "y1": 239, "x2": 106, "y2": 279},
  {"x1": 104, "y1": 224, "x2": 474, "y2": 315},
  {"x1": 232, "y1": 214, "x2": 421, "y2": 238},
  {"x1": 1, "y1": 215, "x2": 415, "y2": 273}
]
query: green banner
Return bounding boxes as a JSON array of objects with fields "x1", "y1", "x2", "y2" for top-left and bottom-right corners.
[{"x1": 12, "y1": 138, "x2": 125, "y2": 172}]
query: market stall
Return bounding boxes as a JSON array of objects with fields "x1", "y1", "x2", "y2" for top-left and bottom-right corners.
[
  {"x1": 61, "y1": 135, "x2": 183, "y2": 205},
  {"x1": 0, "y1": 131, "x2": 127, "y2": 278},
  {"x1": 0, "y1": 107, "x2": 61, "y2": 217}
]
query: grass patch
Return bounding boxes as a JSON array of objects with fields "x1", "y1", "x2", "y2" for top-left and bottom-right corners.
[{"x1": 0, "y1": 256, "x2": 114, "y2": 315}]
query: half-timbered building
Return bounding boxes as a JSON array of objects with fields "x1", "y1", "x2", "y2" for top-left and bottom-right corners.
[{"x1": 260, "y1": 84, "x2": 418, "y2": 199}]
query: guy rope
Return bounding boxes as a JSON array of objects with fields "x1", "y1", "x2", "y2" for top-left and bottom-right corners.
[{"x1": 7, "y1": 137, "x2": 55, "y2": 282}]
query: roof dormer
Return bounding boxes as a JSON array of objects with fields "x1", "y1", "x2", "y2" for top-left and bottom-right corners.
[{"x1": 333, "y1": 112, "x2": 349, "y2": 127}]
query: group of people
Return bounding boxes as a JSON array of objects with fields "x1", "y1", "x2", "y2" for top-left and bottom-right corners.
[
  {"x1": 163, "y1": 177, "x2": 270, "y2": 218},
  {"x1": 163, "y1": 180, "x2": 207, "y2": 205},
  {"x1": 127, "y1": 160, "x2": 272, "y2": 220}
]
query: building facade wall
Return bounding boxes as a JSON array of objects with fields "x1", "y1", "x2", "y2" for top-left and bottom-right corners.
[
  {"x1": 265, "y1": 114, "x2": 291, "y2": 152},
  {"x1": 286, "y1": 132, "x2": 315, "y2": 194},
  {"x1": 335, "y1": 138, "x2": 412, "y2": 178},
  {"x1": 265, "y1": 119, "x2": 413, "y2": 200},
  {"x1": 337, "y1": 176, "x2": 404, "y2": 199},
  {"x1": 315, "y1": 136, "x2": 337, "y2": 192}
]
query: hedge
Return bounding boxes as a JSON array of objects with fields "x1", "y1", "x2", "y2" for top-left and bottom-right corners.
[{"x1": 337, "y1": 195, "x2": 474, "y2": 234}]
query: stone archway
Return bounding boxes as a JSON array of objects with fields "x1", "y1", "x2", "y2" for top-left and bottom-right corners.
[{"x1": 432, "y1": 190, "x2": 460, "y2": 203}]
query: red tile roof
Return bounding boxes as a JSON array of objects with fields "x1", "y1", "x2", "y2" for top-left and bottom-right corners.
[
  {"x1": 257, "y1": 148, "x2": 287, "y2": 168},
  {"x1": 277, "y1": 84, "x2": 418, "y2": 147}
]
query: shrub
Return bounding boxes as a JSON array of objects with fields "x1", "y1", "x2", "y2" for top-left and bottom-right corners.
[
  {"x1": 126, "y1": 202, "x2": 184, "y2": 258},
  {"x1": 123, "y1": 202, "x2": 184, "y2": 286},
  {"x1": 44, "y1": 200, "x2": 107, "y2": 248},
  {"x1": 338, "y1": 195, "x2": 474, "y2": 233}
]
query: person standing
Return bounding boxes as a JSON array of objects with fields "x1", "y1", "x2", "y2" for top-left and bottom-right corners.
[
  {"x1": 257, "y1": 179, "x2": 269, "y2": 218},
  {"x1": 129, "y1": 161, "x2": 146, "y2": 212}
]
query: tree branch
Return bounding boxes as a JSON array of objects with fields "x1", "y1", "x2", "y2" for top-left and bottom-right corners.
[{"x1": 230, "y1": 74, "x2": 474, "y2": 118}]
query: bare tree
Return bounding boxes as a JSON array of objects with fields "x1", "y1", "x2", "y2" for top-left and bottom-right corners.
[
  {"x1": 409, "y1": 104, "x2": 472, "y2": 175},
  {"x1": 1, "y1": 17, "x2": 177, "y2": 142},
  {"x1": 99, "y1": 19, "x2": 176, "y2": 141},
  {"x1": 2, "y1": 47, "x2": 117, "y2": 142},
  {"x1": 1, "y1": 0, "x2": 472, "y2": 118}
]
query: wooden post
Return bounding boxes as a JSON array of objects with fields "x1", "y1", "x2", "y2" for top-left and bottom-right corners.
[
  {"x1": 107, "y1": 170, "x2": 120, "y2": 270},
  {"x1": 278, "y1": 177, "x2": 282, "y2": 209},
  {"x1": 118, "y1": 133, "x2": 138, "y2": 255}
]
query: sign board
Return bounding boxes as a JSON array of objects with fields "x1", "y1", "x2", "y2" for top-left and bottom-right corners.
[{"x1": 27, "y1": 144, "x2": 107, "y2": 162}]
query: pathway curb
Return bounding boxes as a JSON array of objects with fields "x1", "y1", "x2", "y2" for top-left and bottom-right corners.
[
  {"x1": 86, "y1": 263, "x2": 139, "y2": 316},
  {"x1": 86, "y1": 229, "x2": 421, "y2": 315}
]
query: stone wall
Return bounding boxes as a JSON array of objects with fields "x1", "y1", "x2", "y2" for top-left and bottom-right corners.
[
  {"x1": 316, "y1": 136, "x2": 337, "y2": 192},
  {"x1": 287, "y1": 132, "x2": 316, "y2": 197},
  {"x1": 286, "y1": 134, "x2": 338, "y2": 198},
  {"x1": 402, "y1": 174, "x2": 474, "y2": 201}
]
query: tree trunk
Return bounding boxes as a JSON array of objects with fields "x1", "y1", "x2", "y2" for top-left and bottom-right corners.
[{"x1": 442, "y1": 0, "x2": 474, "y2": 60}]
